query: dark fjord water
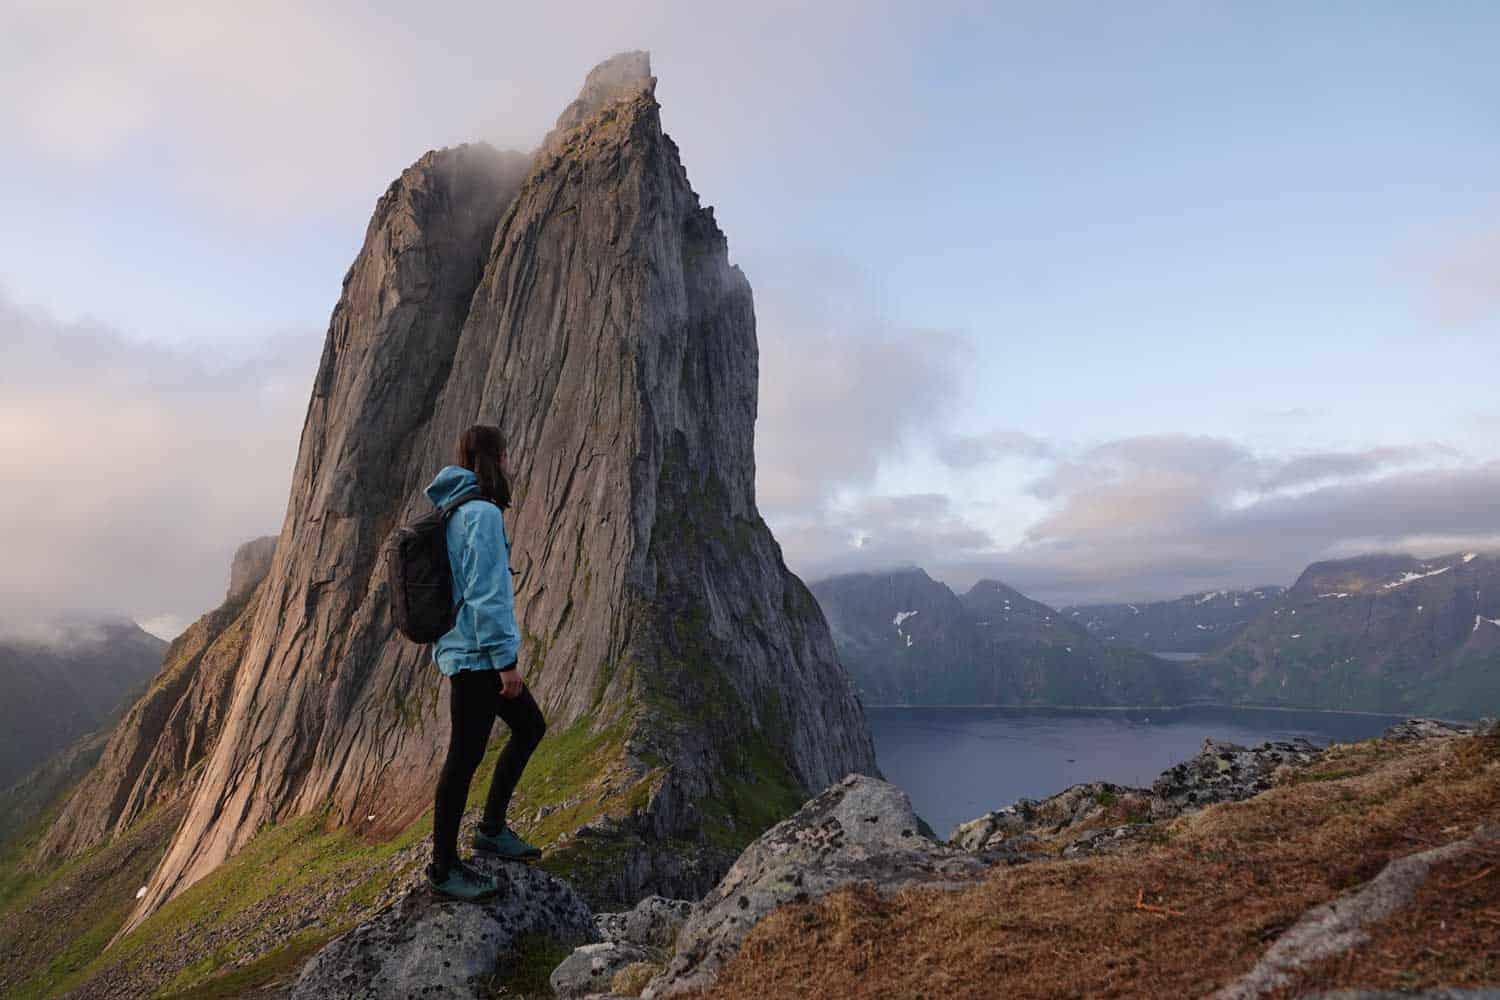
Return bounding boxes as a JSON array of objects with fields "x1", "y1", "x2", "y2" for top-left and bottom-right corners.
[{"x1": 866, "y1": 705, "x2": 1403, "y2": 840}]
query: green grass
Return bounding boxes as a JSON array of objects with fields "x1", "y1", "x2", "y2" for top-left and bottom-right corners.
[
  {"x1": 479, "y1": 930, "x2": 576, "y2": 998},
  {"x1": 156, "y1": 928, "x2": 334, "y2": 999}
]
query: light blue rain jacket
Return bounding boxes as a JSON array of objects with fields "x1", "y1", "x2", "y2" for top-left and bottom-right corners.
[{"x1": 423, "y1": 465, "x2": 520, "y2": 675}]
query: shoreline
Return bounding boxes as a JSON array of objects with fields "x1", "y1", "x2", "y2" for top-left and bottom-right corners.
[{"x1": 860, "y1": 701, "x2": 1450, "y2": 721}]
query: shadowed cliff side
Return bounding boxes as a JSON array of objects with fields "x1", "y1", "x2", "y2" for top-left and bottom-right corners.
[{"x1": 123, "y1": 51, "x2": 878, "y2": 932}]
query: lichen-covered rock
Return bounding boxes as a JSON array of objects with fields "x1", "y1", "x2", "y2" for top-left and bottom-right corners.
[
  {"x1": 1382, "y1": 718, "x2": 1474, "y2": 741},
  {"x1": 551, "y1": 941, "x2": 655, "y2": 999},
  {"x1": 1152, "y1": 737, "x2": 1323, "y2": 810},
  {"x1": 948, "y1": 781, "x2": 1162, "y2": 853},
  {"x1": 290, "y1": 856, "x2": 597, "y2": 1000},
  {"x1": 596, "y1": 895, "x2": 694, "y2": 950},
  {"x1": 949, "y1": 737, "x2": 1324, "y2": 860},
  {"x1": 640, "y1": 774, "x2": 996, "y2": 999}
]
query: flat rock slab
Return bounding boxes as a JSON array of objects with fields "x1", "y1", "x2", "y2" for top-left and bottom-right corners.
[
  {"x1": 641, "y1": 774, "x2": 996, "y2": 998},
  {"x1": 291, "y1": 857, "x2": 597, "y2": 999}
]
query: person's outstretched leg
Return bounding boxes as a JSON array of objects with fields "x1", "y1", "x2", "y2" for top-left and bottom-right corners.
[
  {"x1": 431, "y1": 669, "x2": 499, "y2": 878},
  {"x1": 479, "y1": 677, "x2": 547, "y2": 836}
]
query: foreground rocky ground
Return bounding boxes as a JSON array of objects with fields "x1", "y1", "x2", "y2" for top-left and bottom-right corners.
[{"x1": 259, "y1": 717, "x2": 1496, "y2": 999}]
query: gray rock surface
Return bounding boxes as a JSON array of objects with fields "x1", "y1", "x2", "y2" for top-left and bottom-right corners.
[
  {"x1": 1151, "y1": 736, "x2": 1322, "y2": 809},
  {"x1": 121, "y1": 50, "x2": 878, "y2": 934},
  {"x1": 37, "y1": 537, "x2": 276, "y2": 859},
  {"x1": 226, "y1": 535, "x2": 277, "y2": 602},
  {"x1": 595, "y1": 894, "x2": 693, "y2": 950},
  {"x1": 1214, "y1": 825, "x2": 1500, "y2": 1000},
  {"x1": 550, "y1": 941, "x2": 655, "y2": 999},
  {"x1": 291, "y1": 855, "x2": 597, "y2": 1000},
  {"x1": 1383, "y1": 717, "x2": 1474, "y2": 741},
  {"x1": 949, "y1": 736, "x2": 1324, "y2": 855},
  {"x1": 641, "y1": 774, "x2": 996, "y2": 999}
]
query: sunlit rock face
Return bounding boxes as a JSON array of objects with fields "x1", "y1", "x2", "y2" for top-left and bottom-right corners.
[{"x1": 119, "y1": 51, "x2": 878, "y2": 932}]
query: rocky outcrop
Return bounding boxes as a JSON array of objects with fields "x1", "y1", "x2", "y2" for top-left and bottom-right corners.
[
  {"x1": 123, "y1": 51, "x2": 877, "y2": 933},
  {"x1": 811, "y1": 567, "x2": 1194, "y2": 707},
  {"x1": 950, "y1": 736, "x2": 1325, "y2": 855},
  {"x1": 1215, "y1": 824, "x2": 1500, "y2": 1000},
  {"x1": 290, "y1": 855, "x2": 598, "y2": 1000},
  {"x1": 640, "y1": 774, "x2": 998, "y2": 999},
  {"x1": 37, "y1": 536, "x2": 276, "y2": 860},
  {"x1": 1151, "y1": 736, "x2": 1323, "y2": 809},
  {"x1": 551, "y1": 895, "x2": 691, "y2": 998},
  {"x1": 226, "y1": 535, "x2": 277, "y2": 602}
]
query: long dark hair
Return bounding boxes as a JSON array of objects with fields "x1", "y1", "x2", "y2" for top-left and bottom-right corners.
[{"x1": 457, "y1": 424, "x2": 512, "y2": 508}]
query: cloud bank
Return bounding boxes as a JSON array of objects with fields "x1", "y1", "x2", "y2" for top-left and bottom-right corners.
[{"x1": 0, "y1": 290, "x2": 319, "y2": 633}]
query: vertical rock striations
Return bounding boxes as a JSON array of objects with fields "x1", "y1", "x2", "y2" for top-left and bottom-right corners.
[
  {"x1": 36, "y1": 536, "x2": 277, "y2": 859},
  {"x1": 121, "y1": 52, "x2": 876, "y2": 931}
]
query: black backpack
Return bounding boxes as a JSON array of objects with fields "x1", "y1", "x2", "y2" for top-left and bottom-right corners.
[{"x1": 384, "y1": 490, "x2": 496, "y2": 643}]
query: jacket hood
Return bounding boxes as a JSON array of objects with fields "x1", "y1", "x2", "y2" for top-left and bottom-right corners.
[{"x1": 424, "y1": 465, "x2": 481, "y2": 508}]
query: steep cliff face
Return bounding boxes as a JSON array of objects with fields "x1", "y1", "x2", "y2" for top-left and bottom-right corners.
[
  {"x1": 36, "y1": 536, "x2": 277, "y2": 859},
  {"x1": 1201, "y1": 551, "x2": 1500, "y2": 715},
  {"x1": 125, "y1": 52, "x2": 876, "y2": 930}
]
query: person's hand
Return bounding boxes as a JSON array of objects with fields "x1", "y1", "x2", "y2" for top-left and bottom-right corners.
[{"x1": 499, "y1": 666, "x2": 524, "y2": 699}]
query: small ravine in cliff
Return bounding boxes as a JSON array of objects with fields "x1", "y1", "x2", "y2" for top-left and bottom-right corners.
[{"x1": 868, "y1": 704, "x2": 1403, "y2": 838}]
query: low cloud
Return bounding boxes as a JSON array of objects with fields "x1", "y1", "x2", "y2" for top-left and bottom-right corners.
[
  {"x1": 792, "y1": 430, "x2": 1496, "y2": 607},
  {"x1": 0, "y1": 291, "x2": 319, "y2": 630},
  {"x1": 753, "y1": 254, "x2": 971, "y2": 516}
]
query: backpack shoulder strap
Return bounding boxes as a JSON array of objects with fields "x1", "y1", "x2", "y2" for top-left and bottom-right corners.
[{"x1": 439, "y1": 490, "x2": 497, "y2": 518}]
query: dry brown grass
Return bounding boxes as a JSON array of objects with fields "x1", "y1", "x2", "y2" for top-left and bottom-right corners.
[{"x1": 690, "y1": 734, "x2": 1499, "y2": 1000}]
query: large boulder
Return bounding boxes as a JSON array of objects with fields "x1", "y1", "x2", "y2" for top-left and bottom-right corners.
[
  {"x1": 551, "y1": 894, "x2": 692, "y2": 998},
  {"x1": 291, "y1": 856, "x2": 597, "y2": 1000},
  {"x1": 640, "y1": 774, "x2": 997, "y2": 998}
]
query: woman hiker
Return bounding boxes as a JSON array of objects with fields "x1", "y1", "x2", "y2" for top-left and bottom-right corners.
[{"x1": 422, "y1": 423, "x2": 547, "y2": 900}]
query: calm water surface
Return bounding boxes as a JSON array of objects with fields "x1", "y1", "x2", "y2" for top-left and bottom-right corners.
[{"x1": 866, "y1": 705, "x2": 1403, "y2": 840}]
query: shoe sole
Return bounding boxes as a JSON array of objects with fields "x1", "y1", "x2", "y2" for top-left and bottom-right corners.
[
  {"x1": 470, "y1": 842, "x2": 542, "y2": 862},
  {"x1": 426, "y1": 882, "x2": 503, "y2": 901}
]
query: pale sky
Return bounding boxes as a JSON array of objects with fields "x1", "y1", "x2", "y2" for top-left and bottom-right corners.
[{"x1": 2, "y1": 1, "x2": 1498, "y2": 637}]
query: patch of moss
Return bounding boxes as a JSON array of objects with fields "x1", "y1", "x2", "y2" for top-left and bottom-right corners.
[{"x1": 480, "y1": 930, "x2": 574, "y2": 998}]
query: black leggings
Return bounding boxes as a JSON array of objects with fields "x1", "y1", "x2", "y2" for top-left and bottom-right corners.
[{"x1": 431, "y1": 666, "x2": 547, "y2": 874}]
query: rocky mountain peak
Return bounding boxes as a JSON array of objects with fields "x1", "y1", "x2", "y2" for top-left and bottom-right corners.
[
  {"x1": 108, "y1": 53, "x2": 875, "y2": 933},
  {"x1": 226, "y1": 536, "x2": 277, "y2": 602},
  {"x1": 547, "y1": 49, "x2": 655, "y2": 146}
]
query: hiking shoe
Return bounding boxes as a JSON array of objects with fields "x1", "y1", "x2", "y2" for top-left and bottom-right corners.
[
  {"x1": 472, "y1": 824, "x2": 542, "y2": 860},
  {"x1": 426, "y1": 859, "x2": 501, "y2": 901}
]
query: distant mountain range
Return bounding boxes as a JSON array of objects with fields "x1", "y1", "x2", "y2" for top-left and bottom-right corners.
[
  {"x1": 1064, "y1": 586, "x2": 1284, "y2": 654},
  {"x1": 0, "y1": 615, "x2": 167, "y2": 788},
  {"x1": 812, "y1": 551, "x2": 1499, "y2": 718},
  {"x1": 1203, "y1": 551, "x2": 1500, "y2": 716},
  {"x1": 810, "y1": 569, "x2": 1194, "y2": 707}
]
